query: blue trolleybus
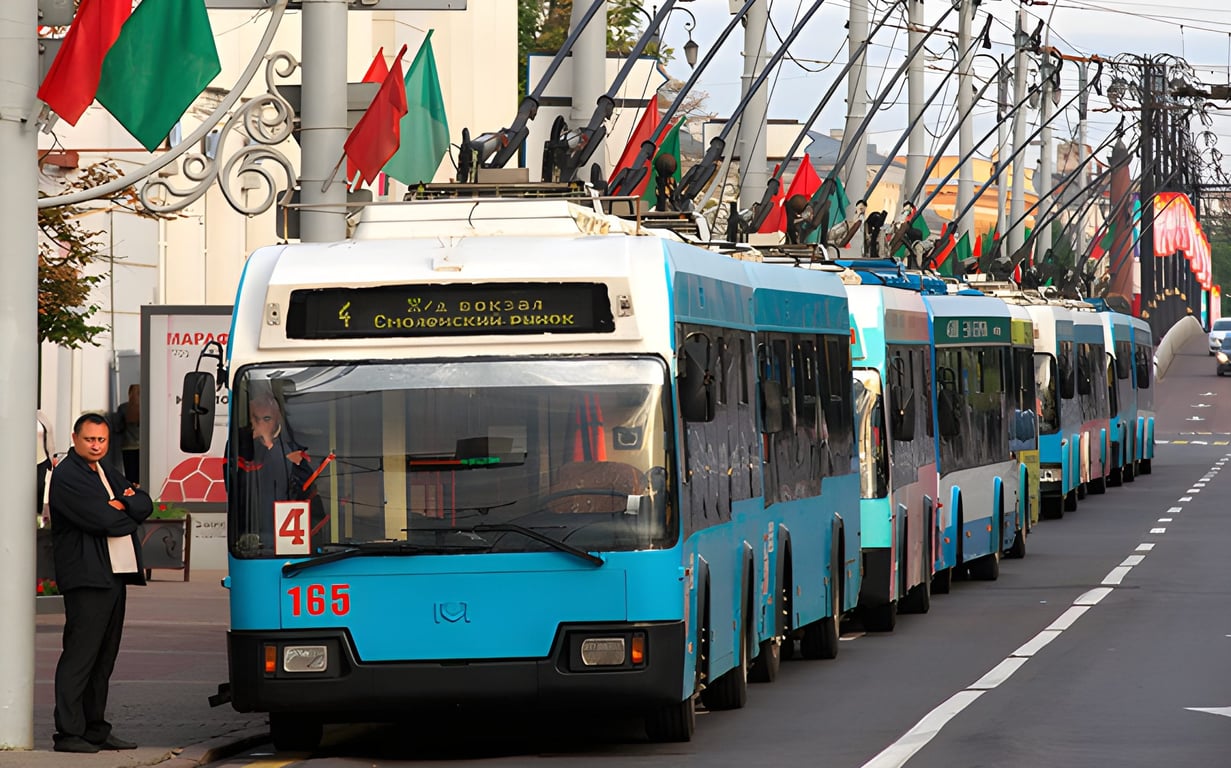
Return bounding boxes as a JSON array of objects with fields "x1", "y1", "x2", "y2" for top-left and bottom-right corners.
[
  {"x1": 1022, "y1": 300, "x2": 1081, "y2": 518},
  {"x1": 1130, "y1": 314, "x2": 1156, "y2": 475},
  {"x1": 923, "y1": 288, "x2": 1024, "y2": 587},
  {"x1": 840, "y1": 264, "x2": 938, "y2": 628},
  {"x1": 179, "y1": 199, "x2": 860, "y2": 748}
]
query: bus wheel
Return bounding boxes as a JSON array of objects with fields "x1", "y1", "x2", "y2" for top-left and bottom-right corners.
[
  {"x1": 645, "y1": 696, "x2": 695, "y2": 742},
  {"x1": 801, "y1": 573, "x2": 841, "y2": 660},
  {"x1": 1064, "y1": 488, "x2": 1079, "y2": 512},
  {"x1": 861, "y1": 600, "x2": 896, "y2": 633},
  {"x1": 969, "y1": 551, "x2": 1000, "y2": 580},
  {"x1": 1089, "y1": 472, "x2": 1107, "y2": 494},
  {"x1": 748, "y1": 636, "x2": 780, "y2": 684},
  {"x1": 700, "y1": 622, "x2": 748, "y2": 710},
  {"x1": 931, "y1": 567, "x2": 952, "y2": 595},
  {"x1": 1140, "y1": 458, "x2": 1152, "y2": 475},
  {"x1": 900, "y1": 575, "x2": 931, "y2": 614},
  {"x1": 269, "y1": 712, "x2": 322, "y2": 753},
  {"x1": 1077, "y1": 482, "x2": 1087, "y2": 500},
  {"x1": 1123, "y1": 460, "x2": 1136, "y2": 482},
  {"x1": 1108, "y1": 465, "x2": 1123, "y2": 487},
  {"x1": 1007, "y1": 522, "x2": 1027, "y2": 559},
  {"x1": 1041, "y1": 494, "x2": 1063, "y2": 520}
]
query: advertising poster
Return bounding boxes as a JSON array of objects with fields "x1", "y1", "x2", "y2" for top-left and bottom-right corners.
[{"x1": 142, "y1": 306, "x2": 232, "y2": 508}]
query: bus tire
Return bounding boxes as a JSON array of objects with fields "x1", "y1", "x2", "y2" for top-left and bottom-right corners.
[
  {"x1": 1140, "y1": 458, "x2": 1152, "y2": 475},
  {"x1": 700, "y1": 625, "x2": 747, "y2": 710},
  {"x1": 861, "y1": 600, "x2": 896, "y2": 633},
  {"x1": 1041, "y1": 494, "x2": 1063, "y2": 520},
  {"x1": 801, "y1": 553, "x2": 841, "y2": 660},
  {"x1": 969, "y1": 550, "x2": 1000, "y2": 580},
  {"x1": 269, "y1": 712, "x2": 322, "y2": 753},
  {"x1": 1108, "y1": 465, "x2": 1123, "y2": 487},
  {"x1": 1089, "y1": 473, "x2": 1107, "y2": 494},
  {"x1": 1064, "y1": 488, "x2": 1078, "y2": 512},
  {"x1": 645, "y1": 696, "x2": 695, "y2": 742},
  {"x1": 1123, "y1": 460, "x2": 1136, "y2": 483},
  {"x1": 749, "y1": 551, "x2": 789, "y2": 683},
  {"x1": 1007, "y1": 520, "x2": 1027, "y2": 559}
]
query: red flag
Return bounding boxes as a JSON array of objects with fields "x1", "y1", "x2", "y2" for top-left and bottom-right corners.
[
  {"x1": 973, "y1": 233, "x2": 983, "y2": 261},
  {"x1": 757, "y1": 163, "x2": 785, "y2": 233},
  {"x1": 928, "y1": 231, "x2": 956, "y2": 271},
  {"x1": 37, "y1": 0, "x2": 132, "y2": 125},
  {"x1": 608, "y1": 94, "x2": 659, "y2": 198},
  {"x1": 343, "y1": 44, "x2": 409, "y2": 188},
  {"x1": 347, "y1": 48, "x2": 390, "y2": 185},
  {"x1": 780, "y1": 154, "x2": 821, "y2": 232}
]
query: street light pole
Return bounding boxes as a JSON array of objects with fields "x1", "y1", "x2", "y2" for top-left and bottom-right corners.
[
  {"x1": 0, "y1": 0, "x2": 39, "y2": 749},
  {"x1": 299, "y1": 0, "x2": 349, "y2": 242}
]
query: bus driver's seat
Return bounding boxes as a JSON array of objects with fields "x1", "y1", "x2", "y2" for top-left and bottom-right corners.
[{"x1": 546, "y1": 461, "x2": 643, "y2": 514}]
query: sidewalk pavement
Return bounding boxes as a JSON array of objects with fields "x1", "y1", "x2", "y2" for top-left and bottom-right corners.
[{"x1": 0, "y1": 570, "x2": 269, "y2": 768}]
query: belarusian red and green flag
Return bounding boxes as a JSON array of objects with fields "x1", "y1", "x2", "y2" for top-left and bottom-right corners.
[
  {"x1": 343, "y1": 44, "x2": 409, "y2": 187},
  {"x1": 383, "y1": 31, "x2": 451, "y2": 188},
  {"x1": 38, "y1": 0, "x2": 221, "y2": 152}
]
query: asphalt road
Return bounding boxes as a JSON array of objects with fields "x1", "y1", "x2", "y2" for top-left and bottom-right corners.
[{"x1": 206, "y1": 336, "x2": 1231, "y2": 768}]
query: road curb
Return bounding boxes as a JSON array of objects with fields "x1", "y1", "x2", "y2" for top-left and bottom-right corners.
[{"x1": 155, "y1": 726, "x2": 269, "y2": 767}]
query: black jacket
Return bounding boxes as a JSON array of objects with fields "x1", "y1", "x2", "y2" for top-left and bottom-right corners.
[{"x1": 49, "y1": 449, "x2": 153, "y2": 591}]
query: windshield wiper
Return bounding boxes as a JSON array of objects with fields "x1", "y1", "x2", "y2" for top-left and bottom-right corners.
[
  {"x1": 281, "y1": 541, "x2": 487, "y2": 577},
  {"x1": 465, "y1": 523, "x2": 604, "y2": 567}
]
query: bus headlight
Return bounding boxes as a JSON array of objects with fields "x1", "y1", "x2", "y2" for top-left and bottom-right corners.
[{"x1": 580, "y1": 637, "x2": 626, "y2": 666}]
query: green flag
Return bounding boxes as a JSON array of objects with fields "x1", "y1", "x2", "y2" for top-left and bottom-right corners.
[
  {"x1": 956, "y1": 231, "x2": 972, "y2": 263},
  {"x1": 894, "y1": 213, "x2": 932, "y2": 259},
  {"x1": 95, "y1": 0, "x2": 221, "y2": 152},
  {"x1": 384, "y1": 31, "x2": 450, "y2": 187},
  {"x1": 804, "y1": 178, "x2": 851, "y2": 244},
  {"x1": 643, "y1": 118, "x2": 685, "y2": 208}
]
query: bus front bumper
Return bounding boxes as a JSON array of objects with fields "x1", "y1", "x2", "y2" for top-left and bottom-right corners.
[{"x1": 226, "y1": 621, "x2": 686, "y2": 716}]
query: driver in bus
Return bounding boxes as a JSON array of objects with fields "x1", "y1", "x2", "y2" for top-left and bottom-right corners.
[{"x1": 234, "y1": 391, "x2": 324, "y2": 554}]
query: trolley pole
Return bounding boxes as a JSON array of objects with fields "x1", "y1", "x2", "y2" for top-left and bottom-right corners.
[{"x1": 0, "y1": 0, "x2": 40, "y2": 749}]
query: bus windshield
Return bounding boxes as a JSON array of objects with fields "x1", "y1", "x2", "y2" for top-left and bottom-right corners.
[{"x1": 229, "y1": 358, "x2": 673, "y2": 558}]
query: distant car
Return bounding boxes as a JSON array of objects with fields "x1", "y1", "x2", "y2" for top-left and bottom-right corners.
[
  {"x1": 1210, "y1": 318, "x2": 1231, "y2": 355},
  {"x1": 1217, "y1": 336, "x2": 1231, "y2": 376}
]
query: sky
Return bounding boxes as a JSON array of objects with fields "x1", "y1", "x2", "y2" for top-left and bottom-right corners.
[{"x1": 635, "y1": 0, "x2": 1231, "y2": 180}]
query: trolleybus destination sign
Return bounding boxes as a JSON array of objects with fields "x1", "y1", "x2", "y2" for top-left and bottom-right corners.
[{"x1": 285, "y1": 282, "x2": 615, "y2": 339}]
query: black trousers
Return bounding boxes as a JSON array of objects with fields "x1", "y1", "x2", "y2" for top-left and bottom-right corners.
[{"x1": 54, "y1": 578, "x2": 126, "y2": 743}]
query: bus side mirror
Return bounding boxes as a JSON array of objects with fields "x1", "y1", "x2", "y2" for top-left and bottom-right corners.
[
  {"x1": 678, "y1": 349, "x2": 714, "y2": 423},
  {"x1": 891, "y1": 385, "x2": 916, "y2": 442},
  {"x1": 180, "y1": 372, "x2": 216, "y2": 453}
]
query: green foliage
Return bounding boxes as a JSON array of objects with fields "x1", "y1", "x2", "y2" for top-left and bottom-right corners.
[
  {"x1": 517, "y1": 0, "x2": 672, "y2": 99},
  {"x1": 38, "y1": 161, "x2": 166, "y2": 349}
]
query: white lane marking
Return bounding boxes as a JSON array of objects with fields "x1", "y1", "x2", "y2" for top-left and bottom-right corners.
[
  {"x1": 1103, "y1": 567, "x2": 1132, "y2": 586},
  {"x1": 1187, "y1": 707, "x2": 1231, "y2": 719},
  {"x1": 1158, "y1": 518, "x2": 1173, "y2": 523},
  {"x1": 1013, "y1": 629, "x2": 1063, "y2": 657},
  {"x1": 969, "y1": 658, "x2": 1029, "y2": 690},
  {"x1": 1137, "y1": 543, "x2": 1156, "y2": 551},
  {"x1": 1187, "y1": 488, "x2": 1202, "y2": 494},
  {"x1": 1179, "y1": 496, "x2": 1193, "y2": 501},
  {"x1": 1075, "y1": 587, "x2": 1114, "y2": 606},
  {"x1": 1167, "y1": 507, "x2": 1183, "y2": 514},
  {"x1": 862, "y1": 691, "x2": 985, "y2": 768},
  {"x1": 1046, "y1": 606, "x2": 1090, "y2": 631},
  {"x1": 1150, "y1": 527, "x2": 1167, "y2": 534},
  {"x1": 1193, "y1": 441, "x2": 1209, "y2": 446},
  {"x1": 1120, "y1": 555, "x2": 1146, "y2": 567}
]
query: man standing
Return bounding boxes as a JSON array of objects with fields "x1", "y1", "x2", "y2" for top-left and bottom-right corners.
[{"x1": 48, "y1": 412, "x2": 152, "y2": 753}]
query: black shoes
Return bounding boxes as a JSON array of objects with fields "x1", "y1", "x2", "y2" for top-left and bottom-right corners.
[
  {"x1": 98, "y1": 733, "x2": 138, "y2": 750},
  {"x1": 52, "y1": 733, "x2": 137, "y2": 752},
  {"x1": 52, "y1": 735, "x2": 100, "y2": 753}
]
